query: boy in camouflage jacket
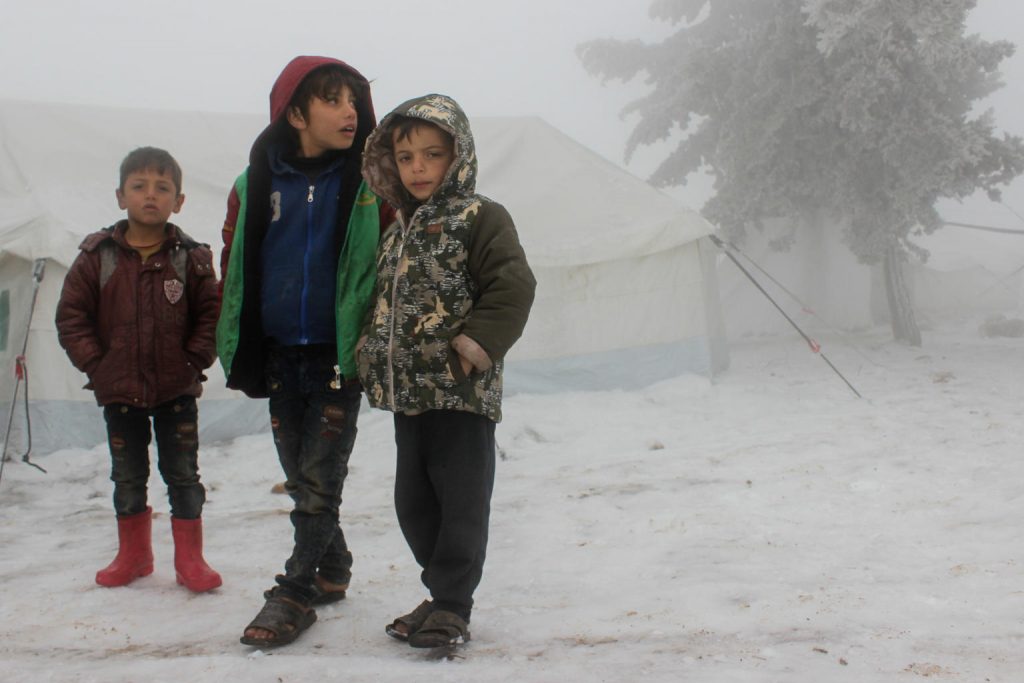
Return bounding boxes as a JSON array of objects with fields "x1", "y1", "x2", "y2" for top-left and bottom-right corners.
[{"x1": 359, "y1": 94, "x2": 535, "y2": 648}]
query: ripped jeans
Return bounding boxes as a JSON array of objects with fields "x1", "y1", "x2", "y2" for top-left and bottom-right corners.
[
  {"x1": 265, "y1": 344, "x2": 361, "y2": 604},
  {"x1": 103, "y1": 395, "x2": 205, "y2": 518}
]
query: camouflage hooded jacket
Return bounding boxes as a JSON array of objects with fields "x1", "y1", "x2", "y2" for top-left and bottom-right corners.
[{"x1": 358, "y1": 94, "x2": 536, "y2": 421}]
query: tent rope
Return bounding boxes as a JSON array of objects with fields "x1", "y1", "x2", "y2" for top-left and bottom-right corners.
[
  {"x1": 941, "y1": 220, "x2": 1024, "y2": 236},
  {"x1": 719, "y1": 236, "x2": 886, "y2": 369},
  {"x1": 708, "y1": 235, "x2": 863, "y2": 399},
  {"x1": 934, "y1": 219, "x2": 1024, "y2": 302},
  {"x1": 972, "y1": 261, "x2": 1024, "y2": 301}
]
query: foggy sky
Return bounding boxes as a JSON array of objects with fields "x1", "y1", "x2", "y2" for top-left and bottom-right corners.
[
  {"x1": 1, "y1": 0, "x2": 1022, "y2": 224},
  {"x1": 0, "y1": 1, "x2": 665, "y2": 174}
]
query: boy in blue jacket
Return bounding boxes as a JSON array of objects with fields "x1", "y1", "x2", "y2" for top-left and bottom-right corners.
[{"x1": 217, "y1": 56, "x2": 392, "y2": 648}]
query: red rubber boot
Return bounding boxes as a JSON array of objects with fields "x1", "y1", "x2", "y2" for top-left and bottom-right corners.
[
  {"x1": 95, "y1": 507, "x2": 154, "y2": 587},
  {"x1": 171, "y1": 516, "x2": 222, "y2": 592}
]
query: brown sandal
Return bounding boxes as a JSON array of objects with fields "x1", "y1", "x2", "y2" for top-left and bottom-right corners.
[
  {"x1": 385, "y1": 600, "x2": 433, "y2": 641},
  {"x1": 240, "y1": 596, "x2": 317, "y2": 648}
]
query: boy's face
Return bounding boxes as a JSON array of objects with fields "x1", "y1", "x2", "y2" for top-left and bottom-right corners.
[
  {"x1": 287, "y1": 84, "x2": 358, "y2": 157},
  {"x1": 393, "y1": 124, "x2": 455, "y2": 202},
  {"x1": 116, "y1": 168, "x2": 184, "y2": 229}
]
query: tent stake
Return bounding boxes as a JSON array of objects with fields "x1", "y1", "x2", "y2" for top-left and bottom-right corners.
[{"x1": 1, "y1": 259, "x2": 49, "y2": 486}]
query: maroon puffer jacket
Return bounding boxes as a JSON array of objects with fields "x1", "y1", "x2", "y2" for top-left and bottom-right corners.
[{"x1": 56, "y1": 221, "x2": 219, "y2": 407}]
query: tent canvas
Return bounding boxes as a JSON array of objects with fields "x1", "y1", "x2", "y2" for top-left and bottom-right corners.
[
  {"x1": 470, "y1": 116, "x2": 727, "y2": 392},
  {"x1": 1, "y1": 99, "x2": 726, "y2": 455},
  {"x1": 905, "y1": 225, "x2": 1024, "y2": 322}
]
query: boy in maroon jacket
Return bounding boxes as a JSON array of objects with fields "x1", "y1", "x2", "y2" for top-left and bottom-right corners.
[{"x1": 56, "y1": 146, "x2": 222, "y2": 593}]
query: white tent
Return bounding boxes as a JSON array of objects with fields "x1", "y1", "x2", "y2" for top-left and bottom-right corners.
[
  {"x1": 471, "y1": 116, "x2": 727, "y2": 393},
  {"x1": 905, "y1": 225, "x2": 1024, "y2": 323},
  {"x1": 716, "y1": 218, "x2": 1024, "y2": 340},
  {"x1": 1, "y1": 99, "x2": 726, "y2": 454}
]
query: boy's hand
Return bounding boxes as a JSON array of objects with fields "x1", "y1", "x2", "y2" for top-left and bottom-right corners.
[{"x1": 451, "y1": 334, "x2": 492, "y2": 373}]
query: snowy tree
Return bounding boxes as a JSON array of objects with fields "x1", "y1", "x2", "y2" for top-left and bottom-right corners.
[{"x1": 579, "y1": 0, "x2": 1024, "y2": 345}]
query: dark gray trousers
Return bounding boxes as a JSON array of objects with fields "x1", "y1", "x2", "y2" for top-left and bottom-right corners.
[
  {"x1": 103, "y1": 395, "x2": 204, "y2": 518},
  {"x1": 393, "y1": 409, "x2": 496, "y2": 621},
  {"x1": 266, "y1": 345, "x2": 360, "y2": 604}
]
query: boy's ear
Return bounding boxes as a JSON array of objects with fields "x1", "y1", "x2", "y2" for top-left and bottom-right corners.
[
  {"x1": 173, "y1": 193, "x2": 186, "y2": 214},
  {"x1": 115, "y1": 187, "x2": 127, "y2": 210},
  {"x1": 286, "y1": 105, "x2": 308, "y2": 130}
]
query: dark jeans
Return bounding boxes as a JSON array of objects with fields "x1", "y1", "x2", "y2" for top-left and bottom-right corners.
[
  {"x1": 266, "y1": 344, "x2": 361, "y2": 604},
  {"x1": 103, "y1": 395, "x2": 205, "y2": 519},
  {"x1": 393, "y1": 409, "x2": 496, "y2": 622}
]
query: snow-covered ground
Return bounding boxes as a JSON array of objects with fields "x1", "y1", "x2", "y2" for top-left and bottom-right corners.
[{"x1": 1, "y1": 321, "x2": 1021, "y2": 682}]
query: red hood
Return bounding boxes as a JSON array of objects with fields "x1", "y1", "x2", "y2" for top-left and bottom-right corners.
[
  {"x1": 268, "y1": 55, "x2": 374, "y2": 124},
  {"x1": 251, "y1": 55, "x2": 377, "y2": 167}
]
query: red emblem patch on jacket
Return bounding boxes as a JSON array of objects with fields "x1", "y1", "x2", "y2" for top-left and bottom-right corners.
[{"x1": 164, "y1": 279, "x2": 184, "y2": 304}]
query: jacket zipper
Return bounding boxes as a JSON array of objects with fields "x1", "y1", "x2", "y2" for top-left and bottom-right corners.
[
  {"x1": 386, "y1": 210, "x2": 417, "y2": 410},
  {"x1": 299, "y1": 183, "x2": 315, "y2": 344},
  {"x1": 137, "y1": 251, "x2": 148, "y2": 406}
]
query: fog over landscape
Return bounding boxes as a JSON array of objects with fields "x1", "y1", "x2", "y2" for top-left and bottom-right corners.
[
  {"x1": 2, "y1": 0, "x2": 1023, "y2": 224},
  {"x1": 2, "y1": 2, "x2": 1024, "y2": 681}
]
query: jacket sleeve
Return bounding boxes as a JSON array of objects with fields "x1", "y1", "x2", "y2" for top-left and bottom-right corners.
[
  {"x1": 185, "y1": 246, "x2": 220, "y2": 371},
  {"x1": 54, "y1": 250, "x2": 104, "y2": 377},
  {"x1": 379, "y1": 201, "x2": 397, "y2": 234},
  {"x1": 218, "y1": 183, "x2": 242, "y2": 294},
  {"x1": 460, "y1": 201, "x2": 536, "y2": 363}
]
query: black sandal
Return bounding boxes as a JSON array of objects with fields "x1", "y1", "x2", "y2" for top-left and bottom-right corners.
[
  {"x1": 385, "y1": 600, "x2": 433, "y2": 641},
  {"x1": 407, "y1": 609, "x2": 470, "y2": 648},
  {"x1": 240, "y1": 596, "x2": 317, "y2": 648}
]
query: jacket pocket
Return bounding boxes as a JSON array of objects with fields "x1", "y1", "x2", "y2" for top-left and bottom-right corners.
[
  {"x1": 90, "y1": 339, "x2": 130, "y2": 396},
  {"x1": 161, "y1": 345, "x2": 199, "y2": 393}
]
